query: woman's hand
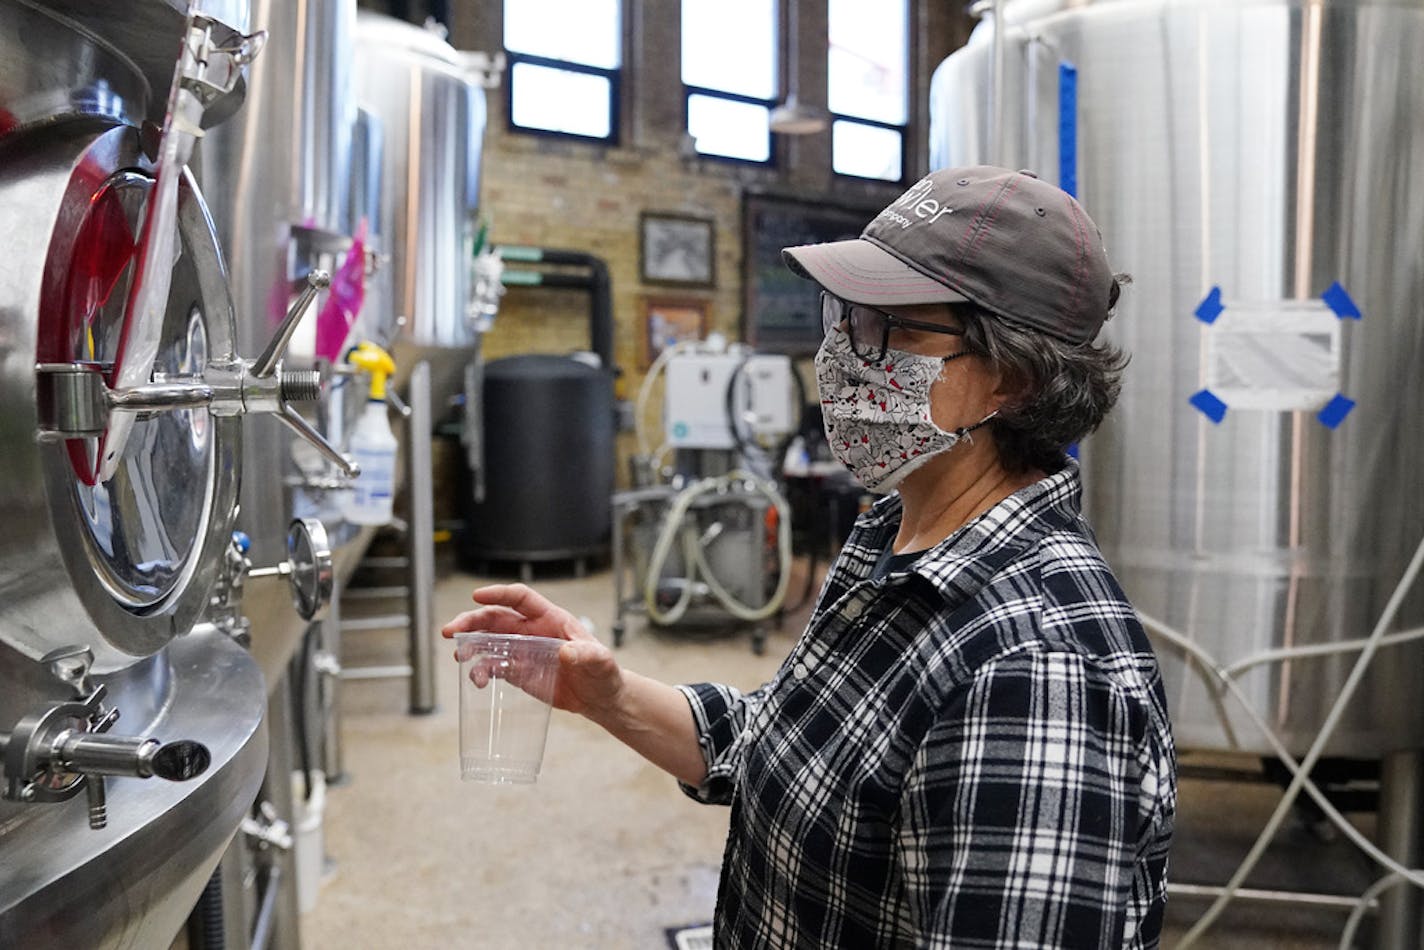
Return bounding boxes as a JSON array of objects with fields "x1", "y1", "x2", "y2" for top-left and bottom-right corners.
[{"x1": 441, "y1": 583, "x2": 624, "y2": 719}]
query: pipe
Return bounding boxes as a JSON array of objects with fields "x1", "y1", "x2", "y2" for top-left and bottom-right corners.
[
  {"x1": 989, "y1": 0, "x2": 1006, "y2": 165},
  {"x1": 497, "y1": 246, "x2": 615, "y2": 371},
  {"x1": 406, "y1": 361, "x2": 437, "y2": 714},
  {"x1": 250, "y1": 863, "x2": 283, "y2": 950}
]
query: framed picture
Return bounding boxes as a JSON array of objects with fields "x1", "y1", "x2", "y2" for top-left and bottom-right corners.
[
  {"x1": 642, "y1": 297, "x2": 708, "y2": 367},
  {"x1": 742, "y1": 194, "x2": 880, "y2": 355},
  {"x1": 640, "y1": 212, "x2": 716, "y2": 287}
]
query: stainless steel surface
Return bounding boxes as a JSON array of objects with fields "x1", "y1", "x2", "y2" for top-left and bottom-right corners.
[
  {"x1": 0, "y1": 0, "x2": 252, "y2": 136},
  {"x1": 319, "y1": 586, "x2": 345, "y2": 781},
  {"x1": 252, "y1": 270, "x2": 331, "y2": 377},
  {"x1": 407, "y1": 361, "x2": 437, "y2": 712},
  {"x1": 201, "y1": 0, "x2": 366, "y2": 680},
  {"x1": 354, "y1": 11, "x2": 488, "y2": 408},
  {"x1": 0, "y1": 120, "x2": 241, "y2": 669},
  {"x1": 245, "y1": 524, "x2": 376, "y2": 689},
  {"x1": 1377, "y1": 750, "x2": 1424, "y2": 948},
  {"x1": 0, "y1": 627, "x2": 267, "y2": 948},
  {"x1": 931, "y1": 0, "x2": 1424, "y2": 758},
  {"x1": 0, "y1": 2, "x2": 148, "y2": 133}
]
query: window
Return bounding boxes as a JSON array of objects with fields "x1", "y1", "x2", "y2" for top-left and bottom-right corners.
[
  {"x1": 828, "y1": 0, "x2": 908, "y2": 181},
  {"x1": 681, "y1": 0, "x2": 778, "y2": 162},
  {"x1": 504, "y1": 0, "x2": 621, "y2": 141}
]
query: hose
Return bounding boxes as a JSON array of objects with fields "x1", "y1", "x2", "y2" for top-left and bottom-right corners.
[
  {"x1": 1145, "y1": 612, "x2": 1424, "y2": 893},
  {"x1": 691, "y1": 476, "x2": 793, "y2": 622},
  {"x1": 634, "y1": 339, "x2": 698, "y2": 459},
  {"x1": 187, "y1": 868, "x2": 225, "y2": 950},
  {"x1": 642, "y1": 471, "x2": 794, "y2": 626},
  {"x1": 1139, "y1": 526, "x2": 1424, "y2": 946},
  {"x1": 1338, "y1": 871, "x2": 1412, "y2": 950},
  {"x1": 723, "y1": 353, "x2": 807, "y2": 482}
]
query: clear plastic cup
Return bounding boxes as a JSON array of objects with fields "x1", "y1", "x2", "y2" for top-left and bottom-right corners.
[{"x1": 454, "y1": 632, "x2": 563, "y2": 784}]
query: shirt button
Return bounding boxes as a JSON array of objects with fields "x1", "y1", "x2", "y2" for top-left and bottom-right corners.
[
  {"x1": 793, "y1": 663, "x2": 809, "y2": 680},
  {"x1": 843, "y1": 600, "x2": 863, "y2": 620}
]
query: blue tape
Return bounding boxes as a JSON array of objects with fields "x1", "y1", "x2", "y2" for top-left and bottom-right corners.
[
  {"x1": 1058, "y1": 62, "x2": 1078, "y2": 198},
  {"x1": 1195, "y1": 286, "x2": 1225, "y2": 324},
  {"x1": 1189, "y1": 389, "x2": 1228, "y2": 424},
  {"x1": 1317, "y1": 393, "x2": 1356, "y2": 429},
  {"x1": 1322, "y1": 281, "x2": 1362, "y2": 319}
]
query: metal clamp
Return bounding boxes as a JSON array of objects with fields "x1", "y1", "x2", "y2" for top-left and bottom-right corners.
[{"x1": 242, "y1": 801, "x2": 293, "y2": 852}]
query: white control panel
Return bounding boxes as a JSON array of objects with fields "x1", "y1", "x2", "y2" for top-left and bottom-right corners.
[{"x1": 664, "y1": 351, "x2": 798, "y2": 449}]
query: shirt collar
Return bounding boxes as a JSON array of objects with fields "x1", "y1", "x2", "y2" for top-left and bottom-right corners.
[{"x1": 855, "y1": 457, "x2": 1086, "y2": 605}]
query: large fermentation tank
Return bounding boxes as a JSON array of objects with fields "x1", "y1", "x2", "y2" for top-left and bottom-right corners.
[
  {"x1": 931, "y1": 0, "x2": 1424, "y2": 759},
  {"x1": 202, "y1": 0, "x2": 364, "y2": 680},
  {"x1": 0, "y1": 1, "x2": 268, "y2": 944},
  {"x1": 354, "y1": 12, "x2": 489, "y2": 411}
]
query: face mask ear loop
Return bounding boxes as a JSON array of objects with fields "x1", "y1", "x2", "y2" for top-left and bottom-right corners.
[{"x1": 954, "y1": 409, "x2": 999, "y2": 444}]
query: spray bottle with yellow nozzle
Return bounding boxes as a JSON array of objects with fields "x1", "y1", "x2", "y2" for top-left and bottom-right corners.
[{"x1": 344, "y1": 342, "x2": 398, "y2": 525}]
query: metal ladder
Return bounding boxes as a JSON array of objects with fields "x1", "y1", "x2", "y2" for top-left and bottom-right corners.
[{"x1": 321, "y1": 362, "x2": 439, "y2": 780}]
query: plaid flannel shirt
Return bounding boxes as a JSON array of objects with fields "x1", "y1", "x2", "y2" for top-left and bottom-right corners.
[{"x1": 678, "y1": 460, "x2": 1176, "y2": 949}]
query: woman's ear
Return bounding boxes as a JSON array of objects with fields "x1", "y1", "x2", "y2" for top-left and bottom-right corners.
[{"x1": 990, "y1": 363, "x2": 1031, "y2": 413}]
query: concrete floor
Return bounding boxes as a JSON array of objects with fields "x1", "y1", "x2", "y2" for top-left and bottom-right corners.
[{"x1": 300, "y1": 562, "x2": 1397, "y2": 949}]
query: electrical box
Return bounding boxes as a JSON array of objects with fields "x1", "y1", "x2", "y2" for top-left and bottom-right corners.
[
  {"x1": 741, "y1": 354, "x2": 797, "y2": 438},
  {"x1": 664, "y1": 352, "x2": 742, "y2": 449}
]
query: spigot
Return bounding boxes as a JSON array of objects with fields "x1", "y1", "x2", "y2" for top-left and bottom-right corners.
[
  {"x1": 34, "y1": 270, "x2": 360, "y2": 479},
  {"x1": 1, "y1": 645, "x2": 211, "y2": 829}
]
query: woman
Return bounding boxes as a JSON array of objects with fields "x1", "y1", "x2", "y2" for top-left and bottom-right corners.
[{"x1": 444, "y1": 166, "x2": 1176, "y2": 949}]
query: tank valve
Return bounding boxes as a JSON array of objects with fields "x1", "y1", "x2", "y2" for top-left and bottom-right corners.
[
  {"x1": 34, "y1": 270, "x2": 359, "y2": 480},
  {"x1": 0, "y1": 647, "x2": 211, "y2": 829}
]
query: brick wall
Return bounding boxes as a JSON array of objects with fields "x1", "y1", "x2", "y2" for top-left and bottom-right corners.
[{"x1": 438, "y1": 1, "x2": 975, "y2": 482}]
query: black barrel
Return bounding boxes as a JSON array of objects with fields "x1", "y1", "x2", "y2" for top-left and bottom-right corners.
[{"x1": 462, "y1": 354, "x2": 614, "y2": 562}]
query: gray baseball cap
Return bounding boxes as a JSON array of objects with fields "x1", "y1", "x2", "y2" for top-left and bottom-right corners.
[{"x1": 782, "y1": 166, "x2": 1115, "y2": 344}]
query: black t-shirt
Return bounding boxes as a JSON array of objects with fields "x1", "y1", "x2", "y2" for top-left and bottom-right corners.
[{"x1": 871, "y1": 544, "x2": 925, "y2": 580}]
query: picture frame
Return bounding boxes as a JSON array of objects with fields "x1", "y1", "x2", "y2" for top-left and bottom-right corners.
[
  {"x1": 642, "y1": 297, "x2": 709, "y2": 368},
  {"x1": 741, "y1": 194, "x2": 881, "y2": 355},
  {"x1": 640, "y1": 212, "x2": 716, "y2": 287}
]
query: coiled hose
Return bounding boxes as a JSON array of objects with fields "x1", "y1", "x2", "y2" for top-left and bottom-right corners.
[{"x1": 643, "y1": 471, "x2": 793, "y2": 626}]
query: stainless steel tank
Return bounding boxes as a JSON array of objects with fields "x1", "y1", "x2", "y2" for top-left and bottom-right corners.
[
  {"x1": 354, "y1": 11, "x2": 489, "y2": 410},
  {"x1": 930, "y1": 0, "x2": 1424, "y2": 759},
  {"x1": 0, "y1": 1, "x2": 269, "y2": 944},
  {"x1": 202, "y1": 0, "x2": 366, "y2": 682}
]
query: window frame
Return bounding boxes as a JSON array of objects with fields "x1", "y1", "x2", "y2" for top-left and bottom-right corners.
[
  {"x1": 829, "y1": 114, "x2": 906, "y2": 183},
  {"x1": 826, "y1": 0, "x2": 910, "y2": 184},
  {"x1": 503, "y1": 51, "x2": 621, "y2": 144},
  {"x1": 679, "y1": 0, "x2": 780, "y2": 166},
  {"x1": 682, "y1": 82, "x2": 780, "y2": 166}
]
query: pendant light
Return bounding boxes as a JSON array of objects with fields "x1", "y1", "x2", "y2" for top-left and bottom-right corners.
[{"x1": 769, "y1": 0, "x2": 829, "y2": 134}]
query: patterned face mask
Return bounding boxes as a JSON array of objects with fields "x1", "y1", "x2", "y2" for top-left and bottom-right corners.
[{"x1": 814, "y1": 325, "x2": 994, "y2": 493}]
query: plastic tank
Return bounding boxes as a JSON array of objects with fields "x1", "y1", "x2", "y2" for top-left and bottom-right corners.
[
  {"x1": 930, "y1": 0, "x2": 1424, "y2": 758},
  {"x1": 462, "y1": 355, "x2": 615, "y2": 563}
]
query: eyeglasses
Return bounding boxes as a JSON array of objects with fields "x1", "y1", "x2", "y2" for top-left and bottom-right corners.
[{"x1": 820, "y1": 292, "x2": 966, "y2": 365}]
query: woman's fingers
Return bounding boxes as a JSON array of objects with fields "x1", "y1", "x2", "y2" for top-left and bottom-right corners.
[
  {"x1": 442, "y1": 583, "x2": 588, "y2": 641},
  {"x1": 441, "y1": 604, "x2": 533, "y2": 638},
  {"x1": 470, "y1": 584, "x2": 566, "y2": 624}
]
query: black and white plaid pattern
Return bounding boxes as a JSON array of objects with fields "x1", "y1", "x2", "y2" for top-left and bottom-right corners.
[{"x1": 678, "y1": 459, "x2": 1176, "y2": 948}]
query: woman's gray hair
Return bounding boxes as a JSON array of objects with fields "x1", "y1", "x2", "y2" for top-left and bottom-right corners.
[{"x1": 958, "y1": 277, "x2": 1131, "y2": 475}]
